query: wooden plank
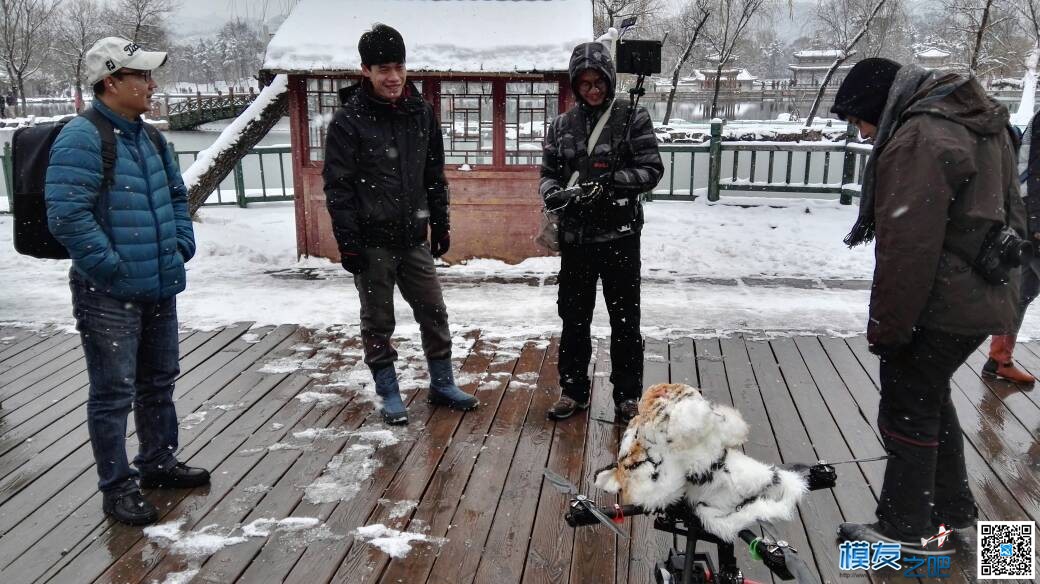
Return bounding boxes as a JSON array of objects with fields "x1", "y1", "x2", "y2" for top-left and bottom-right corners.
[
  {"x1": 298, "y1": 338, "x2": 513, "y2": 584},
  {"x1": 625, "y1": 340, "x2": 671, "y2": 584},
  {"x1": 746, "y1": 339, "x2": 844, "y2": 584},
  {"x1": 971, "y1": 345, "x2": 1040, "y2": 427},
  {"x1": 0, "y1": 325, "x2": 285, "y2": 546},
  {"x1": 948, "y1": 357, "x2": 1040, "y2": 523},
  {"x1": 569, "y1": 342, "x2": 617, "y2": 584},
  {"x1": 0, "y1": 335, "x2": 82, "y2": 392},
  {"x1": 333, "y1": 341, "x2": 544, "y2": 584},
  {"x1": 0, "y1": 326, "x2": 301, "y2": 581},
  {"x1": 793, "y1": 337, "x2": 886, "y2": 498},
  {"x1": 716, "y1": 336, "x2": 798, "y2": 584},
  {"x1": 521, "y1": 337, "x2": 587, "y2": 584},
  {"x1": 226, "y1": 336, "x2": 493, "y2": 584},
  {"x1": 782, "y1": 337, "x2": 926, "y2": 584},
  {"x1": 445, "y1": 341, "x2": 553, "y2": 584},
  {"x1": 0, "y1": 341, "x2": 84, "y2": 405},
  {"x1": 48, "y1": 370, "x2": 319, "y2": 584},
  {"x1": 0, "y1": 328, "x2": 48, "y2": 363},
  {"x1": 408, "y1": 339, "x2": 546, "y2": 584},
  {"x1": 0, "y1": 330, "x2": 70, "y2": 372}
]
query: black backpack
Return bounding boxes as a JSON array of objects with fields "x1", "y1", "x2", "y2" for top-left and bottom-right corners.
[{"x1": 12, "y1": 107, "x2": 165, "y2": 259}]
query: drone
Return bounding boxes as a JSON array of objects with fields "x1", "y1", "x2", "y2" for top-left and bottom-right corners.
[{"x1": 544, "y1": 464, "x2": 837, "y2": 584}]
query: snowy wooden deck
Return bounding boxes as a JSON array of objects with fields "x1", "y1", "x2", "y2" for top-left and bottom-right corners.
[{"x1": 0, "y1": 324, "x2": 1037, "y2": 584}]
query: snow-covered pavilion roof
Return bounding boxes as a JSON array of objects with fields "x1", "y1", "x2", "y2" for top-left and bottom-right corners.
[
  {"x1": 917, "y1": 48, "x2": 951, "y2": 59},
  {"x1": 262, "y1": 0, "x2": 594, "y2": 75},
  {"x1": 793, "y1": 49, "x2": 843, "y2": 59}
]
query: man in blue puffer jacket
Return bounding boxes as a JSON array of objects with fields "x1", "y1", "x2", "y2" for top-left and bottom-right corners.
[{"x1": 45, "y1": 37, "x2": 209, "y2": 526}]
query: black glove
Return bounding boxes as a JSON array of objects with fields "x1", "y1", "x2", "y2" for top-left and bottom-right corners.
[
  {"x1": 545, "y1": 185, "x2": 583, "y2": 210},
  {"x1": 341, "y1": 250, "x2": 368, "y2": 275},
  {"x1": 868, "y1": 342, "x2": 906, "y2": 362},
  {"x1": 430, "y1": 227, "x2": 450, "y2": 258}
]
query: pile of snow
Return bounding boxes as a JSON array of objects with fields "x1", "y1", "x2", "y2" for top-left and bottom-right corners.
[
  {"x1": 304, "y1": 444, "x2": 382, "y2": 504},
  {"x1": 354, "y1": 524, "x2": 445, "y2": 559},
  {"x1": 144, "y1": 519, "x2": 248, "y2": 557},
  {"x1": 240, "y1": 517, "x2": 322, "y2": 537}
]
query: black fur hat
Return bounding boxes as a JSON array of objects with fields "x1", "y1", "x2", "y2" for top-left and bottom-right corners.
[{"x1": 358, "y1": 23, "x2": 406, "y2": 67}]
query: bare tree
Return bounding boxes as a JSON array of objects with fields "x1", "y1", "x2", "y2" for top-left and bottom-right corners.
[
  {"x1": 0, "y1": 0, "x2": 62, "y2": 114},
  {"x1": 54, "y1": 0, "x2": 103, "y2": 111},
  {"x1": 938, "y1": 0, "x2": 1015, "y2": 76},
  {"x1": 662, "y1": 0, "x2": 711, "y2": 124},
  {"x1": 109, "y1": 0, "x2": 176, "y2": 46},
  {"x1": 593, "y1": 0, "x2": 663, "y2": 34},
  {"x1": 703, "y1": 0, "x2": 769, "y2": 118},
  {"x1": 804, "y1": 0, "x2": 888, "y2": 126}
]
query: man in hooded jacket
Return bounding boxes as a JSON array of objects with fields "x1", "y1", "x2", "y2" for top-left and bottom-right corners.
[
  {"x1": 540, "y1": 41, "x2": 663, "y2": 423},
  {"x1": 831, "y1": 58, "x2": 1024, "y2": 553}
]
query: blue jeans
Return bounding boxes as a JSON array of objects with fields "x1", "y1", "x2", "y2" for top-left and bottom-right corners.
[{"x1": 70, "y1": 270, "x2": 180, "y2": 494}]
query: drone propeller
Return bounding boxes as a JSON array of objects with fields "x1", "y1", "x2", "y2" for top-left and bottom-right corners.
[
  {"x1": 781, "y1": 546, "x2": 819, "y2": 584},
  {"x1": 543, "y1": 468, "x2": 578, "y2": 495},
  {"x1": 544, "y1": 469, "x2": 629, "y2": 539},
  {"x1": 758, "y1": 523, "x2": 819, "y2": 584}
]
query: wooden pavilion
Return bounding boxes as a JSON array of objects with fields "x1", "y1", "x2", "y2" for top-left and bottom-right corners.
[{"x1": 261, "y1": 0, "x2": 593, "y2": 264}]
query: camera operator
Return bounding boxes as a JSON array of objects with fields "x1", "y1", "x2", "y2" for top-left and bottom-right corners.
[
  {"x1": 541, "y1": 41, "x2": 663, "y2": 423},
  {"x1": 831, "y1": 58, "x2": 1025, "y2": 553},
  {"x1": 982, "y1": 110, "x2": 1040, "y2": 385}
]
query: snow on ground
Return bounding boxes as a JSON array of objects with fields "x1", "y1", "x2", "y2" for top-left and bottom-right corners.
[
  {"x1": 353, "y1": 523, "x2": 445, "y2": 559},
  {"x1": 4, "y1": 198, "x2": 1038, "y2": 339}
]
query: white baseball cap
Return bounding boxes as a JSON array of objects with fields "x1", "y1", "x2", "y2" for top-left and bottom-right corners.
[{"x1": 85, "y1": 36, "x2": 167, "y2": 86}]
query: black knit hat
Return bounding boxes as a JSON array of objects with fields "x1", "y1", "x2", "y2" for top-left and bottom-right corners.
[
  {"x1": 830, "y1": 58, "x2": 902, "y2": 126},
  {"x1": 358, "y1": 24, "x2": 405, "y2": 66}
]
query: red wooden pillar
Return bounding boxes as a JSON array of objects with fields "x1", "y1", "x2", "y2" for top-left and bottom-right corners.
[{"x1": 492, "y1": 79, "x2": 506, "y2": 167}]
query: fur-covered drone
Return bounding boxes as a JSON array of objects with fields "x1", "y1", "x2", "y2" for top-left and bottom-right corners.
[{"x1": 595, "y1": 383, "x2": 808, "y2": 542}]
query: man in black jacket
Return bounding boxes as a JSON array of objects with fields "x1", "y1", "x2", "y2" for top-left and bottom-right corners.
[
  {"x1": 323, "y1": 24, "x2": 476, "y2": 426},
  {"x1": 540, "y1": 41, "x2": 663, "y2": 423}
]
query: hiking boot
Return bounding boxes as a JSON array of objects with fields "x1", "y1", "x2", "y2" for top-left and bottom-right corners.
[
  {"x1": 615, "y1": 399, "x2": 640, "y2": 425},
  {"x1": 102, "y1": 489, "x2": 159, "y2": 526},
  {"x1": 140, "y1": 462, "x2": 211, "y2": 489},
  {"x1": 981, "y1": 358, "x2": 1036, "y2": 385},
  {"x1": 373, "y1": 365, "x2": 408, "y2": 425},
  {"x1": 427, "y1": 359, "x2": 478, "y2": 411},
  {"x1": 838, "y1": 522, "x2": 956, "y2": 556},
  {"x1": 546, "y1": 395, "x2": 590, "y2": 420}
]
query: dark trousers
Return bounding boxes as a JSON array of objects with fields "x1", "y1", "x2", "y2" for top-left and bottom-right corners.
[
  {"x1": 354, "y1": 245, "x2": 452, "y2": 370},
  {"x1": 71, "y1": 270, "x2": 180, "y2": 494},
  {"x1": 557, "y1": 235, "x2": 643, "y2": 404},
  {"x1": 876, "y1": 328, "x2": 984, "y2": 537},
  {"x1": 1017, "y1": 255, "x2": 1040, "y2": 327}
]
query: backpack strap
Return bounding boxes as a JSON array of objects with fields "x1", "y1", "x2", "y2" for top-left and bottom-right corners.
[{"x1": 79, "y1": 107, "x2": 117, "y2": 191}]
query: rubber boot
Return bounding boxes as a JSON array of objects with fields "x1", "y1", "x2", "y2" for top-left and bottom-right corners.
[
  {"x1": 427, "y1": 359, "x2": 478, "y2": 411},
  {"x1": 373, "y1": 365, "x2": 408, "y2": 425}
]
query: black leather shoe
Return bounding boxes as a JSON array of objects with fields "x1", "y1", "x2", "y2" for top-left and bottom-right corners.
[
  {"x1": 103, "y1": 489, "x2": 158, "y2": 525},
  {"x1": 140, "y1": 462, "x2": 211, "y2": 489},
  {"x1": 615, "y1": 399, "x2": 640, "y2": 425}
]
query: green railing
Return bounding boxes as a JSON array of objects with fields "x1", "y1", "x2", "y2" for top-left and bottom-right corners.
[
  {"x1": 651, "y1": 122, "x2": 867, "y2": 204},
  {"x1": 173, "y1": 145, "x2": 294, "y2": 208},
  {"x1": 1, "y1": 122, "x2": 866, "y2": 213},
  {"x1": 0, "y1": 143, "x2": 294, "y2": 212}
]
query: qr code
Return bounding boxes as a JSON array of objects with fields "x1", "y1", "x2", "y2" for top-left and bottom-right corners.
[{"x1": 978, "y1": 521, "x2": 1035, "y2": 579}]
